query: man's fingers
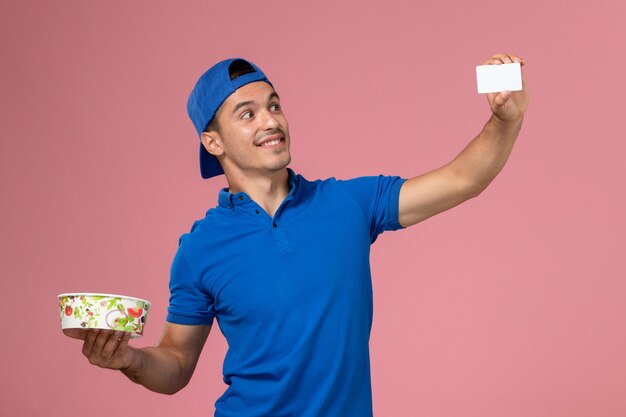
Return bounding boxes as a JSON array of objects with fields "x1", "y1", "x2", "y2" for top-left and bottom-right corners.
[
  {"x1": 113, "y1": 331, "x2": 132, "y2": 358},
  {"x1": 91, "y1": 329, "x2": 113, "y2": 357},
  {"x1": 82, "y1": 329, "x2": 100, "y2": 358},
  {"x1": 100, "y1": 331, "x2": 123, "y2": 360},
  {"x1": 493, "y1": 91, "x2": 511, "y2": 108},
  {"x1": 508, "y1": 54, "x2": 526, "y2": 66},
  {"x1": 482, "y1": 57, "x2": 500, "y2": 65},
  {"x1": 495, "y1": 53, "x2": 514, "y2": 63},
  {"x1": 485, "y1": 53, "x2": 507, "y2": 65},
  {"x1": 482, "y1": 55, "x2": 507, "y2": 65},
  {"x1": 482, "y1": 53, "x2": 525, "y2": 66},
  {"x1": 80, "y1": 329, "x2": 134, "y2": 369}
]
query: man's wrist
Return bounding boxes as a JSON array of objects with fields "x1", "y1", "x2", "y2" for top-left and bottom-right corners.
[
  {"x1": 120, "y1": 348, "x2": 143, "y2": 382},
  {"x1": 489, "y1": 113, "x2": 524, "y2": 131}
]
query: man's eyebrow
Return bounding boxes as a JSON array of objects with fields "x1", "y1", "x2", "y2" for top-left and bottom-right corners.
[
  {"x1": 231, "y1": 92, "x2": 280, "y2": 115},
  {"x1": 232, "y1": 100, "x2": 254, "y2": 114}
]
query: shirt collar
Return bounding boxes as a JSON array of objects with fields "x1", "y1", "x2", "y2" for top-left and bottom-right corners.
[{"x1": 218, "y1": 168, "x2": 298, "y2": 209}]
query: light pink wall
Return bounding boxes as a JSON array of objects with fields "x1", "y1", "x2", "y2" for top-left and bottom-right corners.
[{"x1": 2, "y1": 1, "x2": 625, "y2": 416}]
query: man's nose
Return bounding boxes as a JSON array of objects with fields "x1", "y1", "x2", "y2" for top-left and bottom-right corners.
[{"x1": 259, "y1": 109, "x2": 279, "y2": 129}]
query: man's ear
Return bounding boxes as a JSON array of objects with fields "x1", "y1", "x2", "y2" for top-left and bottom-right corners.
[{"x1": 200, "y1": 131, "x2": 224, "y2": 157}]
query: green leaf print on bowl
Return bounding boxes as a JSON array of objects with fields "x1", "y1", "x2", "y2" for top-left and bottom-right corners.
[{"x1": 59, "y1": 293, "x2": 150, "y2": 338}]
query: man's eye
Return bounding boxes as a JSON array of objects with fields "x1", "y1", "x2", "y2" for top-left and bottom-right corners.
[
  {"x1": 270, "y1": 103, "x2": 280, "y2": 111},
  {"x1": 241, "y1": 111, "x2": 253, "y2": 119}
]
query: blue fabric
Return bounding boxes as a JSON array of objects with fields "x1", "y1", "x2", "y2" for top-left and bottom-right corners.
[
  {"x1": 187, "y1": 58, "x2": 273, "y2": 179},
  {"x1": 167, "y1": 168, "x2": 406, "y2": 417}
]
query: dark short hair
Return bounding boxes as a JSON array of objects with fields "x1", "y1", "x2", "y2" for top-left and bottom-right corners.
[{"x1": 203, "y1": 116, "x2": 220, "y2": 134}]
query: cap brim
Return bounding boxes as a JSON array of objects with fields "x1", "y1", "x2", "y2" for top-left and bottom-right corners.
[{"x1": 199, "y1": 142, "x2": 224, "y2": 179}]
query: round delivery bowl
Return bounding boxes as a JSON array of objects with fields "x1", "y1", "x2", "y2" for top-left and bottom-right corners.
[{"x1": 58, "y1": 293, "x2": 151, "y2": 340}]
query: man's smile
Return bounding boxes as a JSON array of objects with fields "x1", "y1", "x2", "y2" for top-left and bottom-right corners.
[{"x1": 256, "y1": 131, "x2": 286, "y2": 149}]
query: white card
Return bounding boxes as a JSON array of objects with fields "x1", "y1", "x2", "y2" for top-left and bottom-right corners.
[{"x1": 476, "y1": 62, "x2": 522, "y2": 94}]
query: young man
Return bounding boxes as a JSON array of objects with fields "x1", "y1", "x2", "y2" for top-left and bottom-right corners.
[{"x1": 80, "y1": 54, "x2": 528, "y2": 416}]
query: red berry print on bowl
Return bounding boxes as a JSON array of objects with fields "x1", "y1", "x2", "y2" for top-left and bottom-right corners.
[{"x1": 65, "y1": 306, "x2": 73, "y2": 316}]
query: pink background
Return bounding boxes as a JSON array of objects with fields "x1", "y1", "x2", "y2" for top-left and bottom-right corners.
[{"x1": 2, "y1": 1, "x2": 625, "y2": 416}]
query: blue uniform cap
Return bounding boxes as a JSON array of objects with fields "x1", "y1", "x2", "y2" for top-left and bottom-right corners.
[{"x1": 187, "y1": 58, "x2": 273, "y2": 179}]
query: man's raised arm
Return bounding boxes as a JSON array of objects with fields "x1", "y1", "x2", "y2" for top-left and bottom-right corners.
[{"x1": 398, "y1": 52, "x2": 529, "y2": 228}]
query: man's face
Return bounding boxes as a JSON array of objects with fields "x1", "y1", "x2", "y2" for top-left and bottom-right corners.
[{"x1": 202, "y1": 81, "x2": 291, "y2": 178}]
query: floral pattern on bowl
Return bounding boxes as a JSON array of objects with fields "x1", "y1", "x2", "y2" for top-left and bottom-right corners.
[{"x1": 58, "y1": 293, "x2": 150, "y2": 339}]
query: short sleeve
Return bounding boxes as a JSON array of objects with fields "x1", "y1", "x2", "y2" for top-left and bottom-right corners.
[
  {"x1": 336, "y1": 175, "x2": 407, "y2": 244},
  {"x1": 166, "y1": 247, "x2": 215, "y2": 326}
]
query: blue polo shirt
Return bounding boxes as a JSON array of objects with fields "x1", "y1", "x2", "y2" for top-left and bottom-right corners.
[{"x1": 167, "y1": 168, "x2": 406, "y2": 417}]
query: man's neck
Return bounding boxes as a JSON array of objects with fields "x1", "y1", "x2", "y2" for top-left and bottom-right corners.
[{"x1": 225, "y1": 168, "x2": 290, "y2": 218}]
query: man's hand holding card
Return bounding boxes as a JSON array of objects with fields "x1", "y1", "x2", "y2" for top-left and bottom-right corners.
[{"x1": 476, "y1": 53, "x2": 529, "y2": 123}]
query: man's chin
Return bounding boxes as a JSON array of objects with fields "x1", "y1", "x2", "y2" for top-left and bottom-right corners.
[
  {"x1": 268, "y1": 154, "x2": 291, "y2": 171},
  {"x1": 222, "y1": 154, "x2": 292, "y2": 178}
]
